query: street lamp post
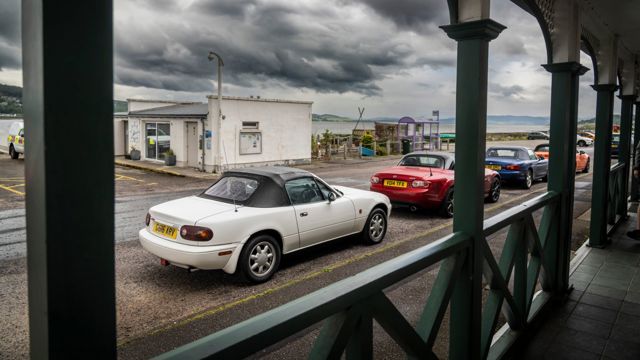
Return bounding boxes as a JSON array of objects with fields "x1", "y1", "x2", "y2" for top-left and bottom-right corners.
[{"x1": 208, "y1": 51, "x2": 224, "y2": 173}]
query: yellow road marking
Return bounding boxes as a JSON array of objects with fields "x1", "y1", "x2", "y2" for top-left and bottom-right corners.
[
  {"x1": 0, "y1": 184, "x2": 25, "y2": 196},
  {"x1": 115, "y1": 174, "x2": 144, "y2": 182},
  {"x1": 120, "y1": 175, "x2": 593, "y2": 347}
]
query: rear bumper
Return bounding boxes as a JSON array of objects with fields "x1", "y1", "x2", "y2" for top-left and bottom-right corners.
[
  {"x1": 497, "y1": 170, "x2": 526, "y2": 182},
  {"x1": 139, "y1": 228, "x2": 240, "y2": 272},
  {"x1": 370, "y1": 186, "x2": 441, "y2": 208}
]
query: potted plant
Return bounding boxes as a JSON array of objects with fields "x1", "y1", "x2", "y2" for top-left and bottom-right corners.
[
  {"x1": 129, "y1": 145, "x2": 141, "y2": 161},
  {"x1": 164, "y1": 148, "x2": 176, "y2": 166}
]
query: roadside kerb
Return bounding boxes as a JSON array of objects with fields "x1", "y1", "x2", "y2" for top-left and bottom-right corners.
[{"x1": 115, "y1": 159, "x2": 186, "y2": 178}]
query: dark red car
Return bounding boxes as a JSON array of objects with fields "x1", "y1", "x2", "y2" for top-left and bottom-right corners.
[{"x1": 370, "y1": 151, "x2": 501, "y2": 217}]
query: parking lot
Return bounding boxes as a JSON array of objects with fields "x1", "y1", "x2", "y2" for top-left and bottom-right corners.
[{"x1": 0, "y1": 140, "x2": 596, "y2": 358}]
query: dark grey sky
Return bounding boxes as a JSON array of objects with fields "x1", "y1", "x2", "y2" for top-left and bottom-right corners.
[{"x1": 0, "y1": 0, "x2": 601, "y2": 117}]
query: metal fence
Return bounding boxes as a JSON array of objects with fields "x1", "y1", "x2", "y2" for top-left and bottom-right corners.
[{"x1": 158, "y1": 191, "x2": 560, "y2": 360}]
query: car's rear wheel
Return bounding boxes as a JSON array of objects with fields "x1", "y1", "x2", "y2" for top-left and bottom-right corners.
[
  {"x1": 523, "y1": 170, "x2": 533, "y2": 189},
  {"x1": 582, "y1": 158, "x2": 590, "y2": 173},
  {"x1": 9, "y1": 145, "x2": 18, "y2": 159},
  {"x1": 439, "y1": 188, "x2": 454, "y2": 218},
  {"x1": 239, "y1": 234, "x2": 281, "y2": 283},
  {"x1": 486, "y1": 179, "x2": 500, "y2": 203},
  {"x1": 362, "y1": 208, "x2": 387, "y2": 245}
]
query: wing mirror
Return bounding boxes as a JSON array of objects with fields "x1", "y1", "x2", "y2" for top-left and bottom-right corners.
[
  {"x1": 328, "y1": 192, "x2": 337, "y2": 203},
  {"x1": 538, "y1": 156, "x2": 545, "y2": 161}
]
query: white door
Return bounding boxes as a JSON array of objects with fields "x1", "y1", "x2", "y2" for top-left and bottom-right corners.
[
  {"x1": 186, "y1": 122, "x2": 199, "y2": 167},
  {"x1": 284, "y1": 177, "x2": 355, "y2": 248}
]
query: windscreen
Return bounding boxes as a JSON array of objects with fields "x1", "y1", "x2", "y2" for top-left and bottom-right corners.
[
  {"x1": 486, "y1": 148, "x2": 518, "y2": 158},
  {"x1": 399, "y1": 155, "x2": 444, "y2": 168}
]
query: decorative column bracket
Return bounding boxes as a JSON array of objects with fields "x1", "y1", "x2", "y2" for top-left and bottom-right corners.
[
  {"x1": 441, "y1": 18, "x2": 505, "y2": 360},
  {"x1": 589, "y1": 84, "x2": 619, "y2": 248}
]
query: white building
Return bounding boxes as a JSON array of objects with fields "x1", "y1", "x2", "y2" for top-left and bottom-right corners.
[{"x1": 114, "y1": 96, "x2": 313, "y2": 171}]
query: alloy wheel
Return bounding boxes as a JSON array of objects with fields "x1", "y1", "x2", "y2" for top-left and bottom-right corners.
[
  {"x1": 368, "y1": 212, "x2": 386, "y2": 242},
  {"x1": 248, "y1": 241, "x2": 276, "y2": 277}
]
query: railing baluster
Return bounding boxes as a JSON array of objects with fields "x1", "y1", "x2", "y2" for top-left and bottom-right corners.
[
  {"x1": 417, "y1": 252, "x2": 466, "y2": 348},
  {"x1": 524, "y1": 214, "x2": 547, "y2": 315},
  {"x1": 514, "y1": 219, "x2": 528, "y2": 326},
  {"x1": 310, "y1": 307, "x2": 363, "y2": 360},
  {"x1": 480, "y1": 222, "x2": 524, "y2": 357},
  {"x1": 345, "y1": 312, "x2": 373, "y2": 360},
  {"x1": 369, "y1": 293, "x2": 435, "y2": 359}
]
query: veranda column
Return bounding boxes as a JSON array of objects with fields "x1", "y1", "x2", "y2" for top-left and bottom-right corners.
[
  {"x1": 632, "y1": 103, "x2": 640, "y2": 202},
  {"x1": 630, "y1": 102, "x2": 640, "y2": 202},
  {"x1": 441, "y1": 19, "x2": 505, "y2": 359},
  {"x1": 542, "y1": 63, "x2": 588, "y2": 294},
  {"x1": 589, "y1": 84, "x2": 618, "y2": 247},
  {"x1": 23, "y1": 0, "x2": 116, "y2": 357},
  {"x1": 618, "y1": 95, "x2": 635, "y2": 215}
]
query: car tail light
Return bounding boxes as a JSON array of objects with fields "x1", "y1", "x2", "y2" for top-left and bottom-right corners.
[
  {"x1": 370, "y1": 176, "x2": 380, "y2": 184},
  {"x1": 412, "y1": 180, "x2": 430, "y2": 188},
  {"x1": 180, "y1": 225, "x2": 214, "y2": 241},
  {"x1": 145, "y1": 213, "x2": 151, "y2": 226},
  {"x1": 505, "y1": 164, "x2": 520, "y2": 171}
]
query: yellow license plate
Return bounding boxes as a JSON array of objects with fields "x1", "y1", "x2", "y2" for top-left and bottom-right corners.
[
  {"x1": 153, "y1": 222, "x2": 178, "y2": 239},
  {"x1": 486, "y1": 165, "x2": 501, "y2": 171},
  {"x1": 383, "y1": 179, "x2": 407, "y2": 188},
  {"x1": 612, "y1": 144, "x2": 618, "y2": 148}
]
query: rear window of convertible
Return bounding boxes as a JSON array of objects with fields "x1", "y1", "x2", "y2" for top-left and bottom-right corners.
[{"x1": 203, "y1": 176, "x2": 259, "y2": 202}]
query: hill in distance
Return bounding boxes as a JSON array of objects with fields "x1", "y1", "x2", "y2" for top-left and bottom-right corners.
[
  {"x1": 313, "y1": 113, "x2": 550, "y2": 126},
  {"x1": 0, "y1": 83, "x2": 129, "y2": 114}
]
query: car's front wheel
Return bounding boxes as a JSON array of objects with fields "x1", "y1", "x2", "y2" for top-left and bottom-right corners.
[
  {"x1": 239, "y1": 234, "x2": 281, "y2": 283},
  {"x1": 362, "y1": 208, "x2": 387, "y2": 245},
  {"x1": 578, "y1": 140, "x2": 586, "y2": 147},
  {"x1": 9, "y1": 145, "x2": 18, "y2": 159}
]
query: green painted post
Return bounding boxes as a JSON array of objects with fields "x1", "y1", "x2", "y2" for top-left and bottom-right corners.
[
  {"x1": 589, "y1": 84, "x2": 618, "y2": 247},
  {"x1": 618, "y1": 95, "x2": 635, "y2": 216},
  {"x1": 632, "y1": 103, "x2": 640, "y2": 202},
  {"x1": 441, "y1": 19, "x2": 505, "y2": 360},
  {"x1": 542, "y1": 63, "x2": 588, "y2": 294},
  {"x1": 23, "y1": 0, "x2": 116, "y2": 357}
]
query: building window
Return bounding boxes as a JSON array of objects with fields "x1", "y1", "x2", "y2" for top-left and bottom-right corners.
[
  {"x1": 145, "y1": 122, "x2": 171, "y2": 160},
  {"x1": 242, "y1": 121, "x2": 259, "y2": 129}
]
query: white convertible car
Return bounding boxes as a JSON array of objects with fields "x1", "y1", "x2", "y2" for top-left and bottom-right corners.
[{"x1": 139, "y1": 167, "x2": 391, "y2": 283}]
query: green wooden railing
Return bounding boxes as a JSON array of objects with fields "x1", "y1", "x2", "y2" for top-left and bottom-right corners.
[
  {"x1": 607, "y1": 162, "x2": 627, "y2": 230},
  {"x1": 158, "y1": 191, "x2": 560, "y2": 360}
]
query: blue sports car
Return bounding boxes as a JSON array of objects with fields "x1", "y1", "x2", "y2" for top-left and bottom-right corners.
[{"x1": 485, "y1": 146, "x2": 549, "y2": 189}]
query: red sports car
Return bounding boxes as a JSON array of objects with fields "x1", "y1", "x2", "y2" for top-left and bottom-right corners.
[{"x1": 370, "y1": 151, "x2": 501, "y2": 217}]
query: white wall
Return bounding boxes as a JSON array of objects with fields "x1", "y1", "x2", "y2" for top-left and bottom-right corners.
[
  {"x1": 113, "y1": 117, "x2": 126, "y2": 156},
  {"x1": 128, "y1": 99, "x2": 194, "y2": 112},
  {"x1": 208, "y1": 97, "x2": 312, "y2": 169}
]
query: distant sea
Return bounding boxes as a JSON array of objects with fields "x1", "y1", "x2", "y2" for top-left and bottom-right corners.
[{"x1": 312, "y1": 120, "x2": 549, "y2": 136}]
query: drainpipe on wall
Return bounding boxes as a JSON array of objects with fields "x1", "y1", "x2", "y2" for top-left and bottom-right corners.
[{"x1": 200, "y1": 116, "x2": 206, "y2": 172}]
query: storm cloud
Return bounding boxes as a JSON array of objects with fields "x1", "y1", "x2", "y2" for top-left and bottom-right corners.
[
  {"x1": 0, "y1": 1, "x2": 20, "y2": 70},
  {"x1": 113, "y1": 0, "x2": 452, "y2": 96}
]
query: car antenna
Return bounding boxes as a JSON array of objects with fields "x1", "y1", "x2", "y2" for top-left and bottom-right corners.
[{"x1": 222, "y1": 140, "x2": 238, "y2": 213}]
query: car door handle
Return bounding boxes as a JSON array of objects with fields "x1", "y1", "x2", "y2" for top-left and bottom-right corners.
[{"x1": 300, "y1": 212, "x2": 308, "y2": 217}]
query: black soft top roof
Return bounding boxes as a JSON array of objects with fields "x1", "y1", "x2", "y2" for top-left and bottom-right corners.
[
  {"x1": 205, "y1": 167, "x2": 314, "y2": 208},
  {"x1": 224, "y1": 166, "x2": 312, "y2": 186}
]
